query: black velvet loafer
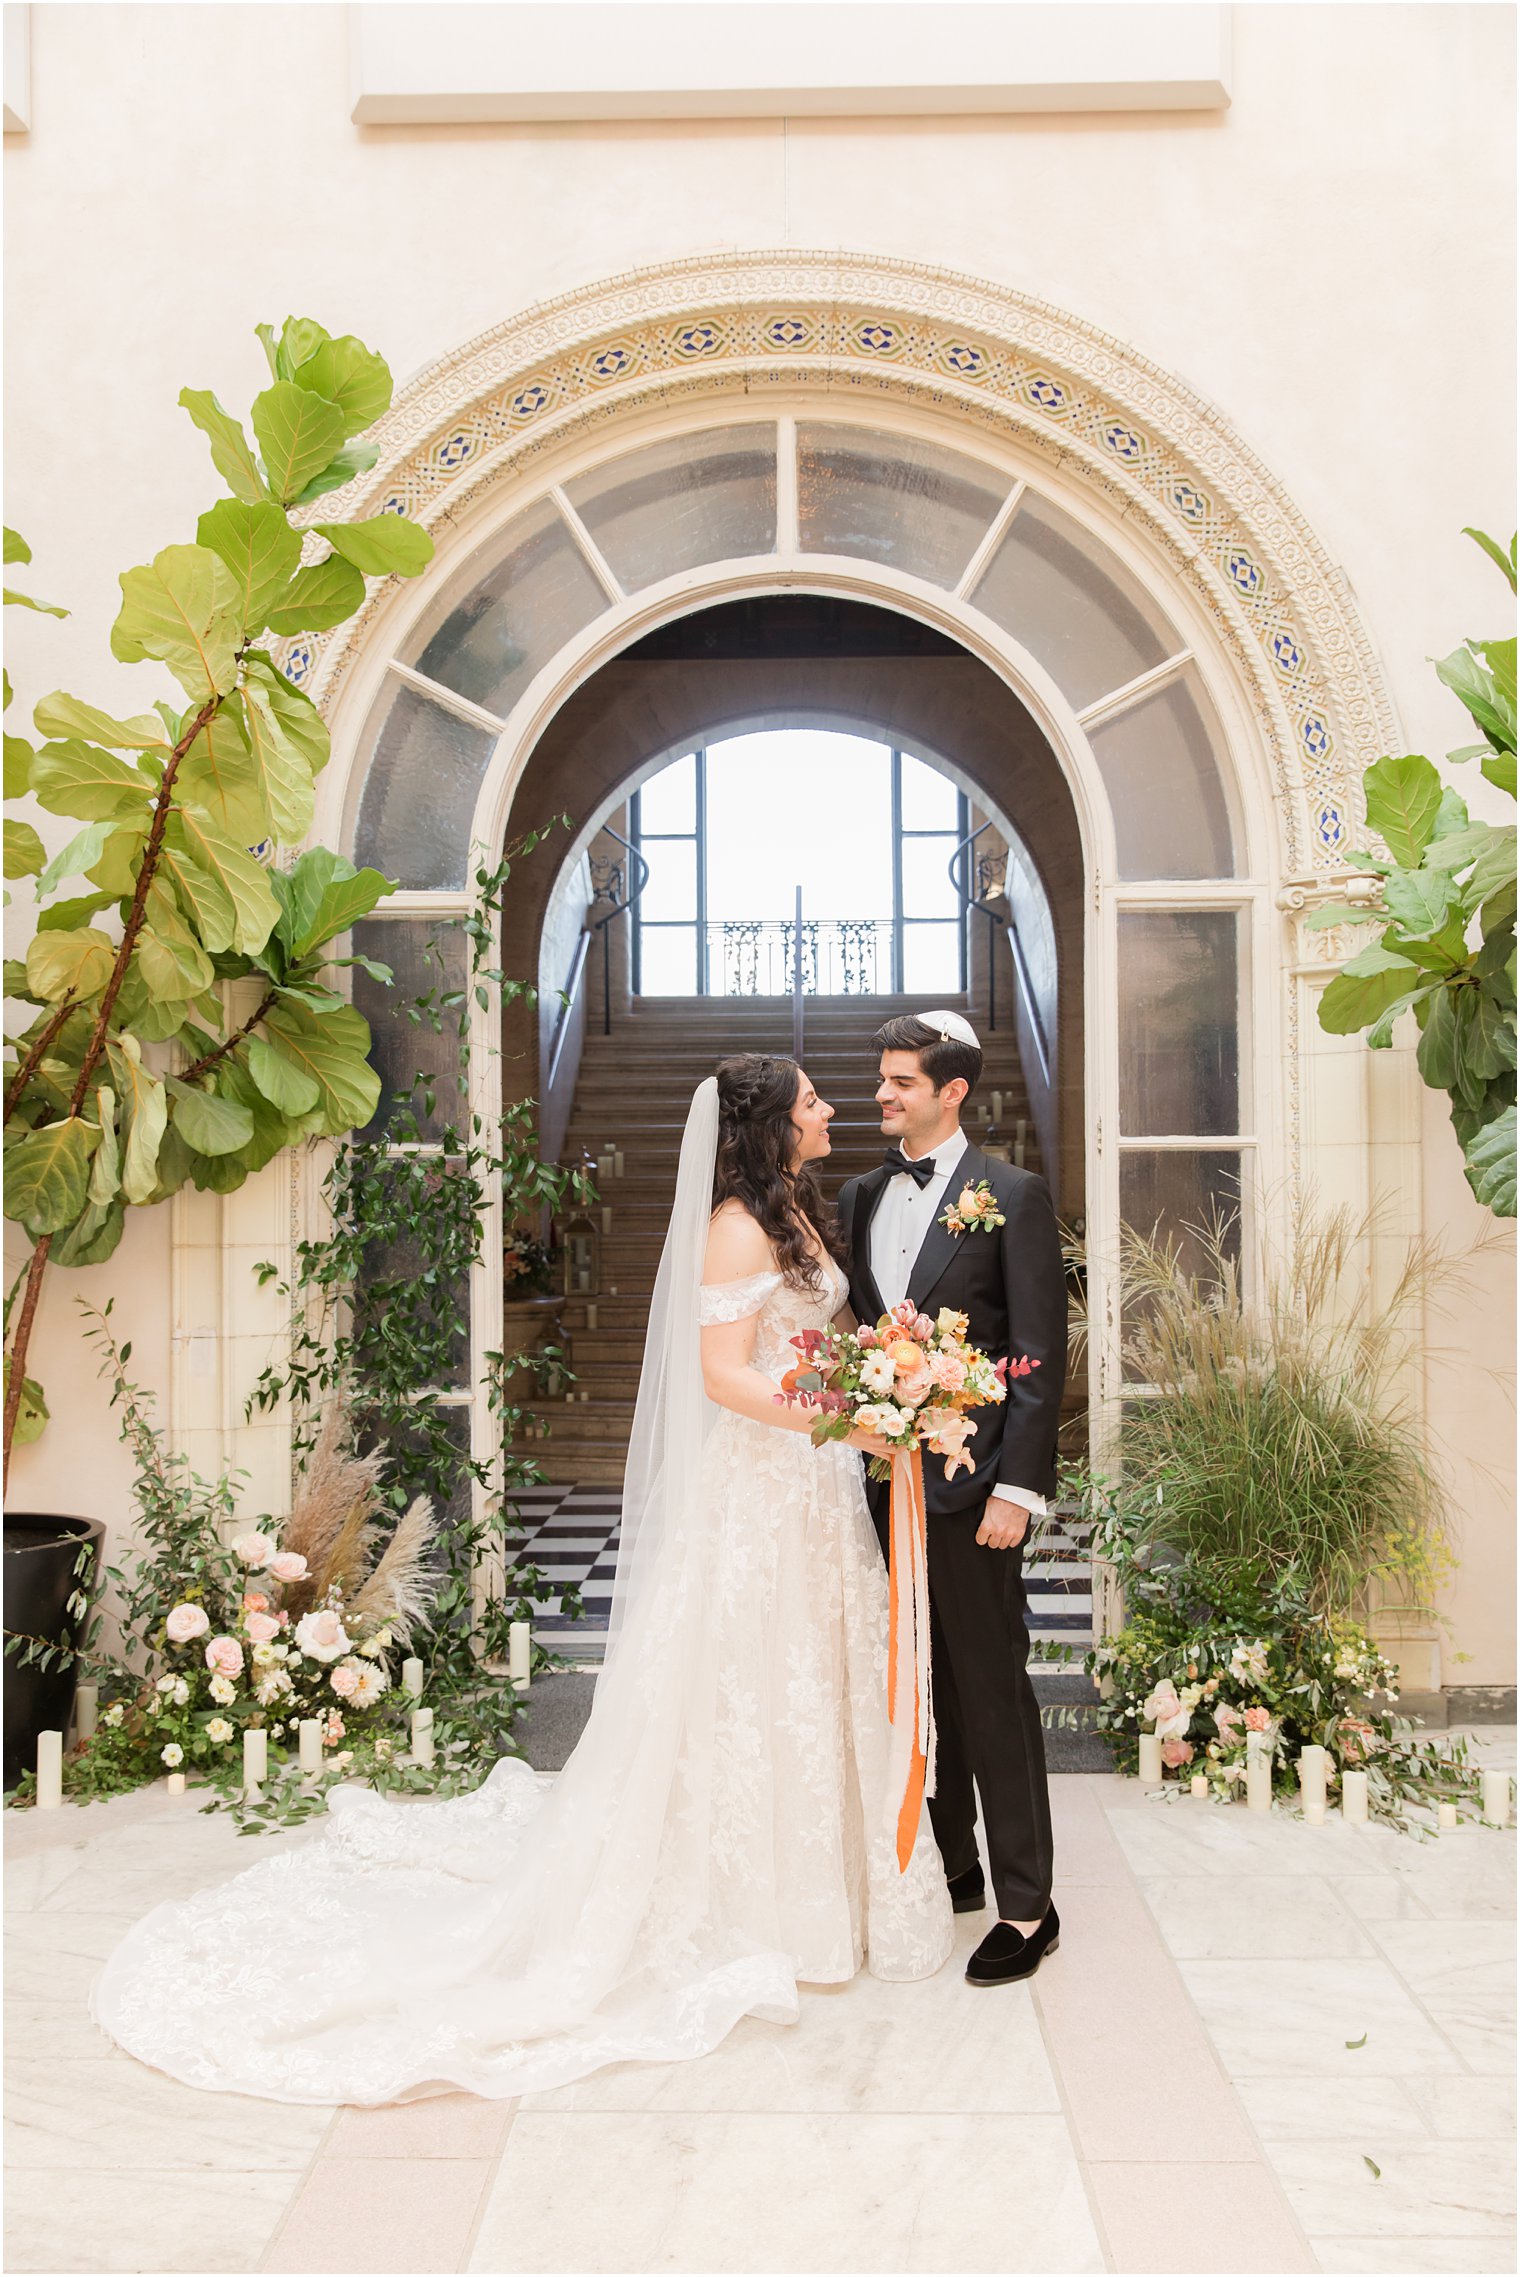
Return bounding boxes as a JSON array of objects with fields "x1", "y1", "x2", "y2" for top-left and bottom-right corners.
[
  {"x1": 946, "y1": 1863, "x2": 986, "y2": 1914},
  {"x1": 965, "y1": 1904, "x2": 1061, "y2": 1985}
]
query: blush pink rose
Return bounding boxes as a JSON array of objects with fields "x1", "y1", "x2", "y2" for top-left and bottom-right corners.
[
  {"x1": 295, "y1": 1609, "x2": 352, "y2": 1664},
  {"x1": 270, "y1": 1552, "x2": 308, "y2": 1585},
  {"x1": 204, "y1": 1635, "x2": 243, "y2": 1678},
  {"x1": 330, "y1": 1663, "x2": 361, "y2": 1700},
  {"x1": 231, "y1": 1533, "x2": 276, "y2": 1570},
  {"x1": 243, "y1": 1612, "x2": 279, "y2": 1645},
  {"x1": 1213, "y1": 1700, "x2": 1242, "y2": 1736},
  {"x1": 1161, "y1": 1737, "x2": 1195, "y2": 1768},
  {"x1": 165, "y1": 1603, "x2": 210, "y2": 1645},
  {"x1": 1243, "y1": 1706, "x2": 1272, "y2": 1732}
]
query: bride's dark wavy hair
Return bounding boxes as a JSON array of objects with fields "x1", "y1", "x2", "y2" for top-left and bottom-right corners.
[{"x1": 712, "y1": 1055, "x2": 848, "y2": 1292}]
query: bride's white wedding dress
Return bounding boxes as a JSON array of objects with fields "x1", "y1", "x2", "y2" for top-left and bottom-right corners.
[{"x1": 90, "y1": 1085, "x2": 953, "y2": 2106}]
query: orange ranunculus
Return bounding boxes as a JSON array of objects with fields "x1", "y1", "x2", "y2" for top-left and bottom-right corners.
[{"x1": 885, "y1": 1339, "x2": 923, "y2": 1376}]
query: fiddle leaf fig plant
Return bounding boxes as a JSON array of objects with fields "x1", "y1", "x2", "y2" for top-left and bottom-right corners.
[
  {"x1": 1310, "y1": 530, "x2": 1517, "y2": 1216},
  {"x1": 3, "y1": 316, "x2": 435, "y2": 1477}
]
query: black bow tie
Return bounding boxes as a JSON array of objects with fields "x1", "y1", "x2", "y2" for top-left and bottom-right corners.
[{"x1": 883, "y1": 1147, "x2": 936, "y2": 1189}]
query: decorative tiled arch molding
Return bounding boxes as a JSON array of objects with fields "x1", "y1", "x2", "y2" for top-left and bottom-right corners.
[{"x1": 289, "y1": 251, "x2": 1398, "y2": 877}]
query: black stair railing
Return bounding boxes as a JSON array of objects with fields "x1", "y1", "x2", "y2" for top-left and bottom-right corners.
[{"x1": 591, "y1": 827, "x2": 650, "y2": 1035}]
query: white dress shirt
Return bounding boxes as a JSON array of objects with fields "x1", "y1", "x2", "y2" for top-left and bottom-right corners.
[{"x1": 868, "y1": 1124, "x2": 1046, "y2": 1517}]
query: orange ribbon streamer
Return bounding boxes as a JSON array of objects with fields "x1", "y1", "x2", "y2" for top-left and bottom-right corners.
[{"x1": 887, "y1": 1445, "x2": 934, "y2": 1872}]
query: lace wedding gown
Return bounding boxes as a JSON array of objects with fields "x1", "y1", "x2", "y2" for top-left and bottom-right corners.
[{"x1": 90, "y1": 1260, "x2": 954, "y2": 2106}]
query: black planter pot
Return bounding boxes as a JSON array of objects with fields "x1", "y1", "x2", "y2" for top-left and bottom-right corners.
[{"x1": 3, "y1": 1514, "x2": 105, "y2": 1792}]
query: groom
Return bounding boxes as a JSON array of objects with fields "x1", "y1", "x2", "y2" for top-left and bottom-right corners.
[{"x1": 837, "y1": 1011, "x2": 1067, "y2": 1986}]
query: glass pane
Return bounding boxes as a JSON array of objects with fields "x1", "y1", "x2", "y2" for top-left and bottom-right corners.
[
  {"x1": 637, "y1": 838, "x2": 697, "y2": 922},
  {"x1": 1118, "y1": 912, "x2": 1240, "y2": 1136},
  {"x1": 899, "y1": 752, "x2": 960, "y2": 831},
  {"x1": 404, "y1": 499, "x2": 609, "y2": 718},
  {"x1": 637, "y1": 924, "x2": 699, "y2": 995},
  {"x1": 350, "y1": 918, "x2": 469, "y2": 1141},
  {"x1": 900, "y1": 834, "x2": 961, "y2": 921},
  {"x1": 1120, "y1": 1150, "x2": 1244, "y2": 1383},
  {"x1": 566, "y1": 426, "x2": 777, "y2": 589},
  {"x1": 969, "y1": 492, "x2": 1177, "y2": 711},
  {"x1": 353, "y1": 686, "x2": 496, "y2": 891},
  {"x1": 798, "y1": 423, "x2": 1007, "y2": 587},
  {"x1": 357, "y1": 1201, "x2": 470, "y2": 1392},
  {"x1": 902, "y1": 921, "x2": 962, "y2": 993},
  {"x1": 392, "y1": 1397, "x2": 475, "y2": 1538},
  {"x1": 1090, "y1": 674, "x2": 1237, "y2": 880},
  {"x1": 637, "y1": 752, "x2": 696, "y2": 835}
]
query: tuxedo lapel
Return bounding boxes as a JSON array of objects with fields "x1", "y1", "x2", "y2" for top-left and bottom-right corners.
[
  {"x1": 906, "y1": 1143, "x2": 991, "y2": 1311},
  {"x1": 851, "y1": 1166, "x2": 892, "y2": 1321}
]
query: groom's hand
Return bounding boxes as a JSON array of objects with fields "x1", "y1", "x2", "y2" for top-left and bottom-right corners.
[{"x1": 977, "y1": 1495, "x2": 1031, "y2": 1551}]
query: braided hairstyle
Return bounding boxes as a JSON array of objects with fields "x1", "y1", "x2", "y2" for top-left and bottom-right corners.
[{"x1": 712, "y1": 1054, "x2": 848, "y2": 1292}]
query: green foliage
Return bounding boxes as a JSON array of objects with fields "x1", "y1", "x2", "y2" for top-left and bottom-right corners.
[
  {"x1": 1312, "y1": 531, "x2": 1516, "y2": 1213},
  {"x1": 2, "y1": 315, "x2": 436, "y2": 1464}
]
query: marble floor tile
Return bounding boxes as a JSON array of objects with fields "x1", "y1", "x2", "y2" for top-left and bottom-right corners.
[
  {"x1": 524, "y1": 1914, "x2": 1059, "y2": 2115},
  {"x1": 1334, "y1": 1874, "x2": 1436, "y2": 1922},
  {"x1": 1105, "y1": 1800, "x2": 1395, "y2": 1882},
  {"x1": 1177, "y1": 1958, "x2": 1466, "y2": 2077},
  {"x1": 1085, "y1": 2159, "x2": 1314, "y2": 2274},
  {"x1": 1405, "y1": 2074, "x2": 1519, "y2": 2143},
  {"x1": 1367, "y1": 1921, "x2": 1517, "y2": 2075},
  {"x1": 261, "y1": 2154, "x2": 494, "y2": 2275},
  {"x1": 1139, "y1": 1872, "x2": 1376, "y2": 1958},
  {"x1": 469, "y1": 2112, "x2": 1104, "y2": 2274},
  {"x1": 1233, "y1": 2074, "x2": 1427, "y2": 2142},
  {"x1": 1311, "y1": 2237, "x2": 1518, "y2": 2274},
  {"x1": 3, "y1": 1845, "x2": 91, "y2": 1912},
  {"x1": 4, "y1": 2163, "x2": 298, "y2": 2274},
  {"x1": 1267, "y1": 2138, "x2": 1515, "y2": 2238},
  {"x1": 4, "y1": 2052, "x2": 333, "y2": 2171}
]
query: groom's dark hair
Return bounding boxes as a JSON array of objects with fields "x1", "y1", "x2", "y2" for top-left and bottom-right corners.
[{"x1": 873, "y1": 1014, "x2": 982, "y2": 1096}]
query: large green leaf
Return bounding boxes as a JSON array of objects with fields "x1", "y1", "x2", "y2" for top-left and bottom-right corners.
[
  {"x1": 155, "y1": 834, "x2": 238, "y2": 955},
  {"x1": 231, "y1": 685, "x2": 315, "y2": 844},
  {"x1": 35, "y1": 820, "x2": 113, "y2": 897},
  {"x1": 216, "y1": 1056, "x2": 305, "y2": 1171},
  {"x1": 52, "y1": 1197, "x2": 124, "y2": 1268},
  {"x1": 34, "y1": 890, "x2": 116, "y2": 935},
  {"x1": 263, "y1": 996, "x2": 381, "y2": 1131},
  {"x1": 1464, "y1": 1104, "x2": 1517, "y2": 1216},
  {"x1": 111, "y1": 544, "x2": 244, "y2": 701},
  {"x1": 258, "y1": 317, "x2": 331, "y2": 383},
  {"x1": 106, "y1": 1036, "x2": 168, "y2": 1204},
  {"x1": 1457, "y1": 984, "x2": 1518, "y2": 1082},
  {"x1": 251, "y1": 381, "x2": 346, "y2": 507},
  {"x1": 246, "y1": 1032, "x2": 321, "y2": 1115},
  {"x1": 1463, "y1": 526, "x2": 1518, "y2": 594},
  {"x1": 165, "y1": 810, "x2": 279, "y2": 953},
  {"x1": 2, "y1": 1356, "x2": 49, "y2": 1442},
  {"x1": 289, "y1": 439, "x2": 380, "y2": 510},
  {"x1": 195, "y1": 499, "x2": 302, "y2": 635},
  {"x1": 175, "y1": 707, "x2": 270, "y2": 846},
  {"x1": 86, "y1": 819, "x2": 148, "y2": 899},
  {"x1": 276, "y1": 846, "x2": 396, "y2": 963},
  {"x1": 88, "y1": 1086, "x2": 120, "y2": 1207},
  {"x1": 4, "y1": 819, "x2": 45, "y2": 879},
  {"x1": 4, "y1": 528, "x2": 30, "y2": 567},
  {"x1": 1317, "y1": 945, "x2": 1422, "y2": 1035},
  {"x1": 25, "y1": 926, "x2": 115, "y2": 1003},
  {"x1": 1416, "y1": 986, "x2": 1460, "y2": 1092},
  {"x1": 314, "y1": 515, "x2": 432, "y2": 578},
  {"x1": 137, "y1": 887, "x2": 215, "y2": 1002},
  {"x1": 242, "y1": 654, "x2": 329, "y2": 773},
  {"x1": 1436, "y1": 641, "x2": 1517, "y2": 760},
  {"x1": 31, "y1": 693, "x2": 169, "y2": 750},
  {"x1": 179, "y1": 389, "x2": 269, "y2": 505},
  {"x1": 4, "y1": 1117, "x2": 99, "y2": 1233},
  {"x1": 1380, "y1": 867, "x2": 1458, "y2": 940},
  {"x1": 263, "y1": 555, "x2": 366, "y2": 636},
  {"x1": 4, "y1": 733, "x2": 31, "y2": 797},
  {"x1": 293, "y1": 337, "x2": 392, "y2": 436},
  {"x1": 1362, "y1": 754, "x2": 1445, "y2": 867},
  {"x1": 166, "y1": 1076, "x2": 256, "y2": 1157},
  {"x1": 3, "y1": 584, "x2": 67, "y2": 618},
  {"x1": 30, "y1": 739, "x2": 154, "y2": 822}
]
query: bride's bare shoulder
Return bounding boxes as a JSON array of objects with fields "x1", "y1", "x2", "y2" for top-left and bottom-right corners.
[{"x1": 703, "y1": 1201, "x2": 775, "y2": 1284}]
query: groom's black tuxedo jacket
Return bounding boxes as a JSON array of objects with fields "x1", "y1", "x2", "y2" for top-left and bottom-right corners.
[{"x1": 836, "y1": 1145, "x2": 1068, "y2": 1518}]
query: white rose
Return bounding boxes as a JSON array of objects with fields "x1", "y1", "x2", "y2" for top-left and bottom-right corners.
[
  {"x1": 206, "y1": 1717, "x2": 234, "y2": 1744},
  {"x1": 104, "y1": 1702, "x2": 124, "y2": 1727},
  {"x1": 251, "y1": 1642, "x2": 278, "y2": 1669},
  {"x1": 294, "y1": 1609, "x2": 352, "y2": 1665},
  {"x1": 160, "y1": 1743, "x2": 184, "y2": 1767},
  {"x1": 170, "y1": 1677, "x2": 190, "y2": 1706},
  {"x1": 209, "y1": 1674, "x2": 237, "y2": 1705},
  {"x1": 155, "y1": 1675, "x2": 177, "y2": 1694}
]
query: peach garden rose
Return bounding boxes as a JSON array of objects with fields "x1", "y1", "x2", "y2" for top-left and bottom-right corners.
[
  {"x1": 204, "y1": 1636, "x2": 243, "y2": 1679},
  {"x1": 165, "y1": 1603, "x2": 210, "y2": 1644}
]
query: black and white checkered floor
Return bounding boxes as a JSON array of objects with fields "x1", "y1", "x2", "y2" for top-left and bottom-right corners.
[{"x1": 510, "y1": 1484, "x2": 1095, "y2": 1661}]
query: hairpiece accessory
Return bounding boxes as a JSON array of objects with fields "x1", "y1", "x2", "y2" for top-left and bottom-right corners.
[{"x1": 919, "y1": 1007, "x2": 981, "y2": 1050}]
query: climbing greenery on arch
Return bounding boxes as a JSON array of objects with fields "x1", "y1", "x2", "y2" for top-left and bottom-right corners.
[{"x1": 2, "y1": 317, "x2": 437, "y2": 1476}]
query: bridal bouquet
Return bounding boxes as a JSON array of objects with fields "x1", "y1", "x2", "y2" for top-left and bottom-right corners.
[{"x1": 775, "y1": 1300, "x2": 1038, "y2": 1482}]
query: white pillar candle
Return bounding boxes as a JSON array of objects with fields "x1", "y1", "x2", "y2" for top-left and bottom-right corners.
[
  {"x1": 1137, "y1": 1732, "x2": 1163, "y2": 1786},
  {"x1": 242, "y1": 1727, "x2": 267, "y2": 1793},
  {"x1": 401, "y1": 1657, "x2": 424, "y2": 1699},
  {"x1": 586, "y1": 1301, "x2": 598, "y2": 1330},
  {"x1": 1298, "y1": 1745, "x2": 1328, "y2": 1824},
  {"x1": 35, "y1": 1730, "x2": 63, "y2": 1810},
  {"x1": 166, "y1": 1772, "x2": 186, "y2": 1795},
  {"x1": 298, "y1": 1718, "x2": 323, "y2": 1773},
  {"x1": 597, "y1": 1151, "x2": 612, "y2": 1180},
  {"x1": 1341, "y1": 1769, "x2": 1369, "y2": 1823},
  {"x1": 613, "y1": 1150, "x2": 625, "y2": 1178},
  {"x1": 1246, "y1": 1757, "x2": 1272, "y2": 1813},
  {"x1": 600, "y1": 1205, "x2": 613, "y2": 1236},
  {"x1": 74, "y1": 1681, "x2": 99, "y2": 1741},
  {"x1": 1189, "y1": 1773, "x2": 1209, "y2": 1799},
  {"x1": 410, "y1": 1707, "x2": 435, "y2": 1768},
  {"x1": 509, "y1": 1621, "x2": 532, "y2": 1688},
  {"x1": 991, "y1": 1090, "x2": 1004, "y2": 1122},
  {"x1": 1438, "y1": 1800, "x2": 1459, "y2": 1831},
  {"x1": 1481, "y1": 1770, "x2": 1512, "y2": 1827}
]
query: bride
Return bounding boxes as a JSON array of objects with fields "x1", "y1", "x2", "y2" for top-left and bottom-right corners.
[{"x1": 90, "y1": 1056, "x2": 954, "y2": 2105}]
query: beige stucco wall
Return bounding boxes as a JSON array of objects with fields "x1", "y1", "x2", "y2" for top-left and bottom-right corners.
[{"x1": 5, "y1": 2, "x2": 1514, "y2": 1677}]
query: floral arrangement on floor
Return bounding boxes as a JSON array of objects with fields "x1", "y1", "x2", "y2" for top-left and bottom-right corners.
[
  {"x1": 776, "y1": 1299, "x2": 1034, "y2": 1481},
  {"x1": 5, "y1": 1308, "x2": 533, "y2": 1831},
  {"x1": 503, "y1": 1231, "x2": 557, "y2": 1299},
  {"x1": 1038, "y1": 1474, "x2": 1473, "y2": 1831}
]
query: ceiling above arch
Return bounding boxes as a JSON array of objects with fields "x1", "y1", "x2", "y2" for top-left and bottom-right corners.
[{"x1": 285, "y1": 250, "x2": 1396, "y2": 877}]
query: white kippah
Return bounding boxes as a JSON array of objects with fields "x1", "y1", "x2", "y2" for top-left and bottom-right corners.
[{"x1": 918, "y1": 1007, "x2": 981, "y2": 1050}]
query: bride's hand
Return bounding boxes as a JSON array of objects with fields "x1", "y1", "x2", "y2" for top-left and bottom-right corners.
[{"x1": 846, "y1": 1425, "x2": 897, "y2": 1459}]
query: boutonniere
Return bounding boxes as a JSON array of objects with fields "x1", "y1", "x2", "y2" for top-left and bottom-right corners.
[{"x1": 940, "y1": 1180, "x2": 1006, "y2": 1236}]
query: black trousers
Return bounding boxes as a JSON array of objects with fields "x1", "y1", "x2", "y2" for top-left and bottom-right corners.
[{"x1": 874, "y1": 1498, "x2": 1055, "y2": 1920}]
